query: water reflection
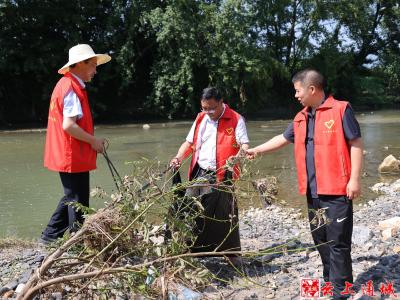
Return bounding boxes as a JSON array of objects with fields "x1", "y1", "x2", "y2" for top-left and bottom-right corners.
[{"x1": 0, "y1": 110, "x2": 399, "y2": 238}]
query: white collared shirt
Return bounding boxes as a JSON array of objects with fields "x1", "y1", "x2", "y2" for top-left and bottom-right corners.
[
  {"x1": 63, "y1": 73, "x2": 85, "y2": 120},
  {"x1": 186, "y1": 104, "x2": 249, "y2": 170}
]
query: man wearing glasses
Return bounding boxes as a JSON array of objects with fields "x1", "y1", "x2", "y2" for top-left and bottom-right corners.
[{"x1": 170, "y1": 87, "x2": 249, "y2": 257}]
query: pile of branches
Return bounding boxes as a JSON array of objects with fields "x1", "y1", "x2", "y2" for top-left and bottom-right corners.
[{"x1": 17, "y1": 157, "x2": 317, "y2": 299}]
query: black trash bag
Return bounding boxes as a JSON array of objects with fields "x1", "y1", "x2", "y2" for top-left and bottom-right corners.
[
  {"x1": 164, "y1": 169, "x2": 198, "y2": 242},
  {"x1": 167, "y1": 169, "x2": 241, "y2": 254},
  {"x1": 191, "y1": 170, "x2": 241, "y2": 253}
]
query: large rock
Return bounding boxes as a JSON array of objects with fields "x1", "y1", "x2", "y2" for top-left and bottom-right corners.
[
  {"x1": 380, "y1": 217, "x2": 400, "y2": 240},
  {"x1": 1, "y1": 290, "x2": 14, "y2": 298},
  {"x1": 15, "y1": 283, "x2": 25, "y2": 294},
  {"x1": 3, "y1": 280, "x2": 18, "y2": 291},
  {"x1": 378, "y1": 217, "x2": 400, "y2": 230},
  {"x1": 378, "y1": 155, "x2": 400, "y2": 173},
  {"x1": 391, "y1": 179, "x2": 400, "y2": 192},
  {"x1": 352, "y1": 226, "x2": 374, "y2": 246},
  {"x1": 370, "y1": 182, "x2": 388, "y2": 193},
  {"x1": 382, "y1": 227, "x2": 398, "y2": 241}
]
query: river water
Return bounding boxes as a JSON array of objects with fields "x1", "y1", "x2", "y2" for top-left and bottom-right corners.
[{"x1": 0, "y1": 110, "x2": 399, "y2": 238}]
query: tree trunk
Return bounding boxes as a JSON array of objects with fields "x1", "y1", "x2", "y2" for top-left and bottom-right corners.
[{"x1": 286, "y1": 0, "x2": 299, "y2": 67}]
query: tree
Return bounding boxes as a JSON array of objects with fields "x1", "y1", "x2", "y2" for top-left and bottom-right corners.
[{"x1": 0, "y1": 0, "x2": 398, "y2": 125}]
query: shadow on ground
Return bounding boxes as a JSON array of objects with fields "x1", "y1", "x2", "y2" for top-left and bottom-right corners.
[
  {"x1": 198, "y1": 239, "x2": 315, "y2": 285},
  {"x1": 353, "y1": 254, "x2": 400, "y2": 298}
]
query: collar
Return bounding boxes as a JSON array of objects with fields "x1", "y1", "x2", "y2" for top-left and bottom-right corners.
[
  {"x1": 70, "y1": 72, "x2": 85, "y2": 88},
  {"x1": 309, "y1": 96, "x2": 326, "y2": 113},
  {"x1": 317, "y1": 95, "x2": 334, "y2": 109},
  {"x1": 220, "y1": 103, "x2": 236, "y2": 120},
  {"x1": 301, "y1": 95, "x2": 334, "y2": 115}
]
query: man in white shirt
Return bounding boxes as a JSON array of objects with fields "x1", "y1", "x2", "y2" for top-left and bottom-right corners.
[
  {"x1": 169, "y1": 87, "x2": 249, "y2": 256},
  {"x1": 171, "y1": 87, "x2": 249, "y2": 187}
]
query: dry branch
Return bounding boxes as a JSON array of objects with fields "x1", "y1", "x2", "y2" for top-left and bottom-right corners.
[{"x1": 16, "y1": 158, "x2": 317, "y2": 300}]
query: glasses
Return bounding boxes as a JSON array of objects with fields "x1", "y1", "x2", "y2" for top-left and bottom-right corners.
[
  {"x1": 201, "y1": 105, "x2": 220, "y2": 114},
  {"x1": 201, "y1": 108, "x2": 216, "y2": 113}
]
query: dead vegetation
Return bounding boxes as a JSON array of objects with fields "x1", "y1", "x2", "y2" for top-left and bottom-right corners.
[{"x1": 15, "y1": 156, "x2": 322, "y2": 299}]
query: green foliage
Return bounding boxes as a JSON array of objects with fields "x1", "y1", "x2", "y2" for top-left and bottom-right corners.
[
  {"x1": 145, "y1": 1, "x2": 206, "y2": 116},
  {"x1": 354, "y1": 75, "x2": 388, "y2": 107},
  {"x1": 0, "y1": 0, "x2": 398, "y2": 125},
  {"x1": 380, "y1": 51, "x2": 400, "y2": 103}
]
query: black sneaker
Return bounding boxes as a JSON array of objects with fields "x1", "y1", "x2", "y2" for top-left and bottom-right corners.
[{"x1": 38, "y1": 236, "x2": 56, "y2": 246}]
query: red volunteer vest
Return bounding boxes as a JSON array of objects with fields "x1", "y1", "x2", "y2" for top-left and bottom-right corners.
[
  {"x1": 187, "y1": 105, "x2": 242, "y2": 182},
  {"x1": 293, "y1": 96, "x2": 351, "y2": 195},
  {"x1": 44, "y1": 72, "x2": 97, "y2": 173}
]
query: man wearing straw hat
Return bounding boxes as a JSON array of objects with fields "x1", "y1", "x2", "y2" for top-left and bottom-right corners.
[{"x1": 40, "y1": 44, "x2": 111, "y2": 244}]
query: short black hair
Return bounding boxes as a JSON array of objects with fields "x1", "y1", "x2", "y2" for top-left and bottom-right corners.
[
  {"x1": 292, "y1": 69, "x2": 325, "y2": 90},
  {"x1": 201, "y1": 87, "x2": 222, "y2": 101}
]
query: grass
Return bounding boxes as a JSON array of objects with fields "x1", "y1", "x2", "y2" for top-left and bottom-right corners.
[{"x1": 0, "y1": 237, "x2": 36, "y2": 249}]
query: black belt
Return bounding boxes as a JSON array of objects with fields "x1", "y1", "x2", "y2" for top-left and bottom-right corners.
[
  {"x1": 198, "y1": 167, "x2": 216, "y2": 176},
  {"x1": 192, "y1": 166, "x2": 217, "y2": 184}
]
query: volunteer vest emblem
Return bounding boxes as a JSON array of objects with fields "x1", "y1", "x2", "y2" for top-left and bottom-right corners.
[
  {"x1": 225, "y1": 127, "x2": 234, "y2": 135},
  {"x1": 50, "y1": 99, "x2": 56, "y2": 111},
  {"x1": 324, "y1": 119, "x2": 334, "y2": 130}
]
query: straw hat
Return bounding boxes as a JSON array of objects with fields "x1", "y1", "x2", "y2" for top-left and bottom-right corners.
[{"x1": 58, "y1": 44, "x2": 111, "y2": 74}]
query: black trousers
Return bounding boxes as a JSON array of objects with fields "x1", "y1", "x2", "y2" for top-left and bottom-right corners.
[
  {"x1": 187, "y1": 165, "x2": 241, "y2": 253},
  {"x1": 42, "y1": 172, "x2": 89, "y2": 240},
  {"x1": 307, "y1": 195, "x2": 353, "y2": 300}
]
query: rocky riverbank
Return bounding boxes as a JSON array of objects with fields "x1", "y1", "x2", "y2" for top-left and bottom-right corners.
[
  {"x1": 1, "y1": 178, "x2": 399, "y2": 299},
  {"x1": 215, "y1": 178, "x2": 400, "y2": 299}
]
